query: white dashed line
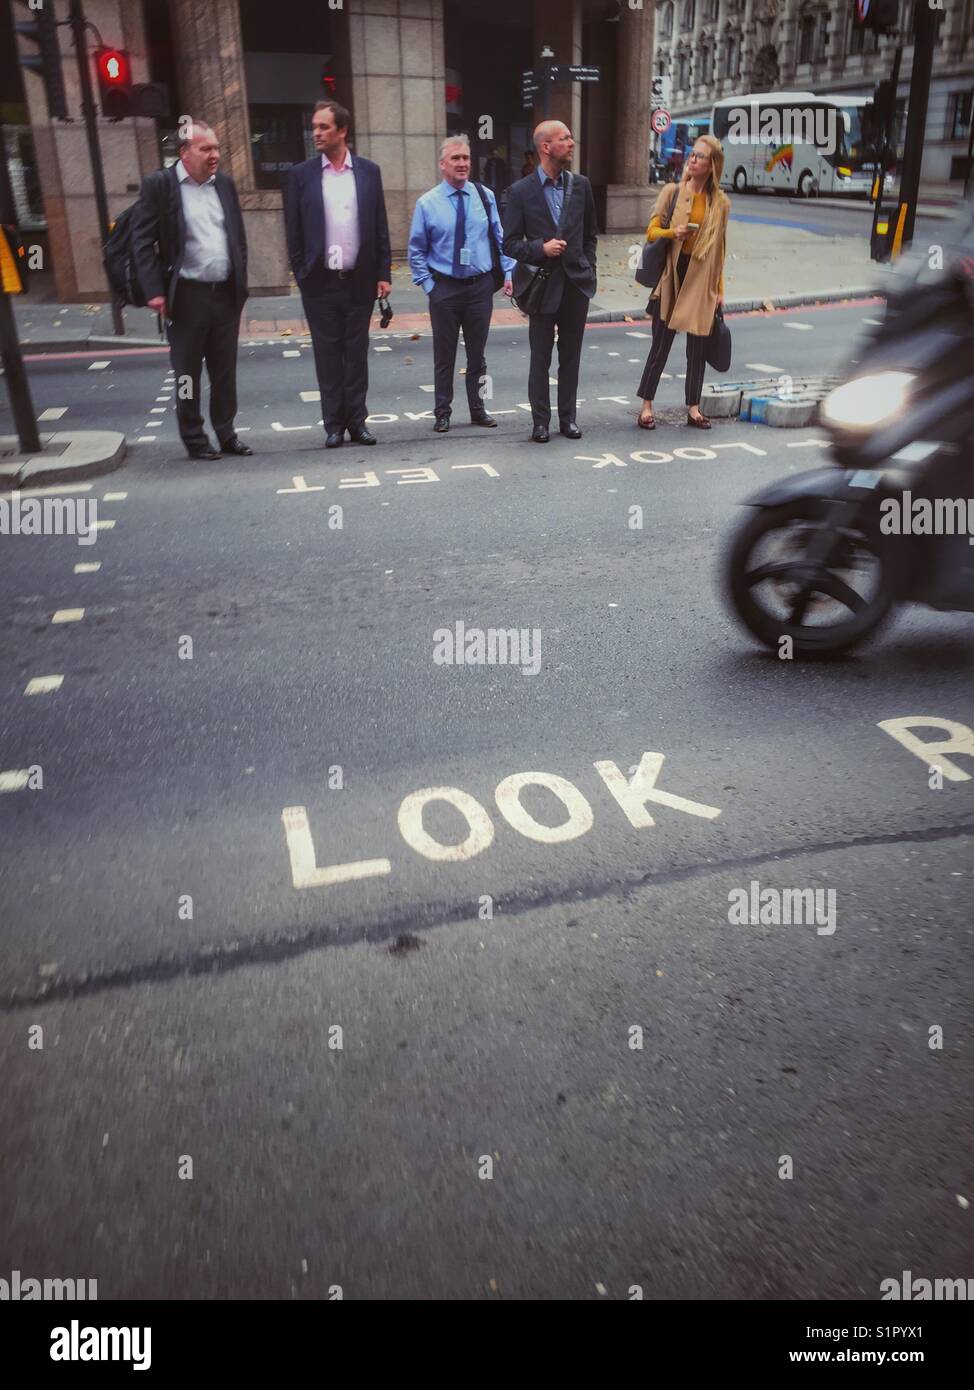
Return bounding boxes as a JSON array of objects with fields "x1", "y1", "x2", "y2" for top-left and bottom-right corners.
[
  {"x1": 374, "y1": 346, "x2": 392, "y2": 352},
  {"x1": 149, "y1": 407, "x2": 166, "y2": 413},
  {"x1": 51, "y1": 609, "x2": 85, "y2": 623},
  {"x1": 88, "y1": 361, "x2": 110, "y2": 370},
  {"x1": 92, "y1": 519, "x2": 115, "y2": 531},
  {"x1": 299, "y1": 390, "x2": 321, "y2": 402},
  {"x1": 143, "y1": 422, "x2": 163, "y2": 428},
  {"x1": 0, "y1": 770, "x2": 31, "y2": 793},
  {"x1": 74, "y1": 562, "x2": 101, "y2": 573},
  {"x1": 862, "y1": 318, "x2": 883, "y2": 326},
  {"x1": 102, "y1": 491, "x2": 127, "y2": 501},
  {"x1": 38, "y1": 407, "x2": 68, "y2": 421},
  {"x1": 25, "y1": 675, "x2": 63, "y2": 696},
  {"x1": 136, "y1": 436, "x2": 157, "y2": 442},
  {"x1": 282, "y1": 350, "x2": 301, "y2": 357},
  {"x1": 625, "y1": 331, "x2": 652, "y2": 338},
  {"x1": 419, "y1": 384, "x2": 435, "y2": 392},
  {"x1": 783, "y1": 322, "x2": 813, "y2": 331}
]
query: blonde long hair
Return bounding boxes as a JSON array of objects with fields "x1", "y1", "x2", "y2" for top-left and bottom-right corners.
[{"x1": 679, "y1": 134, "x2": 729, "y2": 262}]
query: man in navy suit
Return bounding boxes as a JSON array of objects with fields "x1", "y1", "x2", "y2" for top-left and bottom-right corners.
[
  {"x1": 502, "y1": 121, "x2": 598, "y2": 442},
  {"x1": 284, "y1": 101, "x2": 392, "y2": 448}
]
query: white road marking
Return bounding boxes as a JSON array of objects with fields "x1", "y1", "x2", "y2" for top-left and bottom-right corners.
[
  {"x1": 387, "y1": 467, "x2": 439, "y2": 484},
  {"x1": 419, "y1": 384, "x2": 435, "y2": 392},
  {"x1": 607, "y1": 352, "x2": 620, "y2": 357},
  {"x1": 282, "y1": 350, "x2": 301, "y2": 357},
  {"x1": 495, "y1": 772, "x2": 594, "y2": 844},
  {"x1": 339, "y1": 470, "x2": 380, "y2": 488},
  {"x1": 786, "y1": 439, "x2": 829, "y2": 448},
  {"x1": 92, "y1": 519, "x2": 115, "y2": 531},
  {"x1": 452, "y1": 463, "x2": 499, "y2": 476},
  {"x1": 598, "y1": 396, "x2": 631, "y2": 403},
  {"x1": 38, "y1": 407, "x2": 68, "y2": 421},
  {"x1": 0, "y1": 770, "x2": 31, "y2": 793},
  {"x1": 594, "y1": 753, "x2": 722, "y2": 825},
  {"x1": 878, "y1": 717, "x2": 974, "y2": 782},
  {"x1": 136, "y1": 436, "x2": 157, "y2": 442},
  {"x1": 628, "y1": 358, "x2": 639, "y2": 362},
  {"x1": 102, "y1": 491, "x2": 127, "y2": 501},
  {"x1": 862, "y1": 318, "x2": 883, "y2": 326},
  {"x1": 277, "y1": 476, "x2": 325, "y2": 494},
  {"x1": 299, "y1": 391, "x2": 321, "y2": 402},
  {"x1": 51, "y1": 609, "x2": 84, "y2": 623},
  {"x1": 745, "y1": 362, "x2": 786, "y2": 373},
  {"x1": 783, "y1": 322, "x2": 813, "y2": 330},
  {"x1": 88, "y1": 361, "x2": 110, "y2": 370},
  {"x1": 281, "y1": 806, "x2": 391, "y2": 888},
  {"x1": 374, "y1": 345, "x2": 392, "y2": 352},
  {"x1": 143, "y1": 421, "x2": 162, "y2": 428},
  {"x1": 25, "y1": 675, "x2": 63, "y2": 696},
  {"x1": 398, "y1": 787, "x2": 495, "y2": 862},
  {"x1": 625, "y1": 331, "x2": 652, "y2": 338},
  {"x1": 74, "y1": 562, "x2": 100, "y2": 573},
  {"x1": 272, "y1": 421, "x2": 313, "y2": 432},
  {"x1": 149, "y1": 407, "x2": 166, "y2": 413},
  {"x1": 20, "y1": 482, "x2": 92, "y2": 498},
  {"x1": 155, "y1": 396, "x2": 170, "y2": 402}
]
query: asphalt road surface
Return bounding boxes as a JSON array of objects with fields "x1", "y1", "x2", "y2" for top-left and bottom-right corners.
[{"x1": 1, "y1": 304, "x2": 971, "y2": 1300}]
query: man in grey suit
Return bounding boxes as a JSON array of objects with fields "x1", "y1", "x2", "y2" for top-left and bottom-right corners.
[{"x1": 502, "y1": 120, "x2": 598, "y2": 442}]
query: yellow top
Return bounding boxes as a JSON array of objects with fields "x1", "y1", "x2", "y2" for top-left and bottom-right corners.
[{"x1": 647, "y1": 190, "x2": 723, "y2": 296}]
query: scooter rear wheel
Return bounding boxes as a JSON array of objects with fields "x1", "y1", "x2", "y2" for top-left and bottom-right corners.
[{"x1": 723, "y1": 500, "x2": 898, "y2": 657}]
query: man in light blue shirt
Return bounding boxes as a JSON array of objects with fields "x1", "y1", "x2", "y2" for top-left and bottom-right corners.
[{"x1": 408, "y1": 136, "x2": 515, "y2": 432}]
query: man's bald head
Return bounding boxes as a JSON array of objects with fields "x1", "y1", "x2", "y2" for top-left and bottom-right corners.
[{"x1": 533, "y1": 121, "x2": 574, "y2": 173}]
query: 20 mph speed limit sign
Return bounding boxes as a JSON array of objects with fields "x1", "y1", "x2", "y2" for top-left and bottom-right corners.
[{"x1": 651, "y1": 108, "x2": 671, "y2": 135}]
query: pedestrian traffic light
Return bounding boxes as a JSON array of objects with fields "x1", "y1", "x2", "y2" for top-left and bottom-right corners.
[
  {"x1": 95, "y1": 47, "x2": 132, "y2": 120},
  {"x1": 852, "y1": 0, "x2": 899, "y2": 35},
  {"x1": 862, "y1": 78, "x2": 896, "y2": 146},
  {"x1": 14, "y1": 2, "x2": 68, "y2": 121},
  {"x1": 0, "y1": 224, "x2": 28, "y2": 295}
]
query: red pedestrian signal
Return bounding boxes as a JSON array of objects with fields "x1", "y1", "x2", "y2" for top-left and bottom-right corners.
[{"x1": 95, "y1": 48, "x2": 132, "y2": 120}]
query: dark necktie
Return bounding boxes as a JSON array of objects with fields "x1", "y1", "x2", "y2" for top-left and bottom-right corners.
[{"x1": 452, "y1": 189, "x2": 467, "y2": 277}]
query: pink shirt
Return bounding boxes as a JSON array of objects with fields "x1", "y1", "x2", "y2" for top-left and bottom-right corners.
[{"x1": 321, "y1": 149, "x2": 360, "y2": 272}]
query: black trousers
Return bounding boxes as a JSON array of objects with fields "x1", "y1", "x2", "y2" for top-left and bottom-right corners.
[
  {"x1": 637, "y1": 252, "x2": 709, "y2": 407},
  {"x1": 428, "y1": 271, "x2": 494, "y2": 418},
  {"x1": 528, "y1": 279, "x2": 589, "y2": 427},
  {"x1": 301, "y1": 275, "x2": 373, "y2": 435},
  {"x1": 167, "y1": 279, "x2": 242, "y2": 451}
]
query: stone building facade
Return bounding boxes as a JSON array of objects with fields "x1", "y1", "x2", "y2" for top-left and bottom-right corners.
[
  {"x1": 652, "y1": 0, "x2": 974, "y2": 184},
  {"x1": 6, "y1": 0, "x2": 662, "y2": 302}
]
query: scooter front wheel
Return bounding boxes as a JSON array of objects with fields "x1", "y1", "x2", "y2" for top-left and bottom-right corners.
[{"x1": 723, "y1": 500, "x2": 898, "y2": 657}]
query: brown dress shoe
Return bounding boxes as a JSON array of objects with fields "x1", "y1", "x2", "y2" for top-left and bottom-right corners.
[{"x1": 687, "y1": 412, "x2": 712, "y2": 430}]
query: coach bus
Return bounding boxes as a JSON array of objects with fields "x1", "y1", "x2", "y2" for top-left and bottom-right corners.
[{"x1": 711, "y1": 91, "x2": 892, "y2": 198}]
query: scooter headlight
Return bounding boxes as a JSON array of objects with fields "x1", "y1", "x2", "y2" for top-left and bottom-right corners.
[{"x1": 820, "y1": 371, "x2": 915, "y2": 430}]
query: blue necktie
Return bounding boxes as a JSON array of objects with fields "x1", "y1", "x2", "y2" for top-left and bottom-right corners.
[
  {"x1": 452, "y1": 189, "x2": 467, "y2": 277},
  {"x1": 546, "y1": 174, "x2": 563, "y2": 223}
]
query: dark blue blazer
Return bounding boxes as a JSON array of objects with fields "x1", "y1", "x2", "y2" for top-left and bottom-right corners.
[{"x1": 284, "y1": 153, "x2": 391, "y2": 304}]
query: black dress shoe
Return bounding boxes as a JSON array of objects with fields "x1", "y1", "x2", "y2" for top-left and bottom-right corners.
[
  {"x1": 532, "y1": 425, "x2": 550, "y2": 443},
  {"x1": 470, "y1": 413, "x2": 497, "y2": 427},
  {"x1": 433, "y1": 416, "x2": 450, "y2": 433},
  {"x1": 325, "y1": 431, "x2": 344, "y2": 448},
  {"x1": 219, "y1": 436, "x2": 253, "y2": 456},
  {"x1": 186, "y1": 446, "x2": 222, "y2": 460},
  {"x1": 559, "y1": 420, "x2": 582, "y2": 439},
  {"x1": 348, "y1": 426, "x2": 377, "y2": 445}
]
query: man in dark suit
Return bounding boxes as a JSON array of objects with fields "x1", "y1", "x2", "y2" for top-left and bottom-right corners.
[
  {"x1": 284, "y1": 101, "x2": 392, "y2": 448},
  {"x1": 502, "y1": 120, "x2": 598, "y2": 442},
  {"x1": 131, "y1": 123, "x2": 251, "y2": 460}
]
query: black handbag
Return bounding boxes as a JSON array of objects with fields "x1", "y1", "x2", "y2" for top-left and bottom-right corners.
[
  {"x1": 635, "y1": 184, "x2": 677, "y2": 290},
  {"x1": 471, "y1": 181, "x2": 505, "y2": 292},
  {"x1": 705, "y1": 303, "x2": 732, "y2": 372},
  {"x1": 512, "y1": 171, "x2": 574, "y2": 316}
]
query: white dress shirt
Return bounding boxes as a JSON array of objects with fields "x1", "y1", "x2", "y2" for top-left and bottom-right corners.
[
  {"x1": 176, "y1": 160, "x2": 231, "y2": 282},
  {"x1": 321, "y1": 149, "x2": 360, "y2": 272}
]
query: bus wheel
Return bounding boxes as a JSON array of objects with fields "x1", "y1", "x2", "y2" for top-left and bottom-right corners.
[
  {"x1": 797, "y1": 169, "x2": 818, "y2": 198},
  {"x1": 733, "y1": 167, "x2": 748, "y2": 193}
]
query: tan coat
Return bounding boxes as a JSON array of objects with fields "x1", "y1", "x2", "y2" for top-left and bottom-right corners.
[{"x1": 649, "y1": 183, "x2": 730, "y2": 338}]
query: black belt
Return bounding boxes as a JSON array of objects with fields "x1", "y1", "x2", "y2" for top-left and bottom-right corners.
[
  {"x1": 432, "y1": 269, "x2": 489, "y2": 284},
  {"x1": 179, "y1": 277, "x2": 232, "y2": 290},
  {"x1": 322, "y1": 267, "x2": 355, "y2": 279}
]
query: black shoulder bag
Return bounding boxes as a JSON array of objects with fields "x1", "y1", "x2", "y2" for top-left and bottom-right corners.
[
  {"x1": 512, "y1": 171, "x2": 574, "y2": 317},
  {"x1": 635, "y1": 183, "x2": 677, "y2": 290},
  {"x1": 471, "y1": 182, "x2": 505, "y2": 292}
]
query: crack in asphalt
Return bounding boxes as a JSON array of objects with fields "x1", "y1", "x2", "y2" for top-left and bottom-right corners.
[{"x1": 2, "y1": 817, "x2": 971, "y2": 1012}]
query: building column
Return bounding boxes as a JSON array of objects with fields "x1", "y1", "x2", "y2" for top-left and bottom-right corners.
[
  {"x1": 606, "y1": 0, "x2": 655, "y2": 233},
  {"x1": 168, "y1": 0, "x2": 256, "y2": 191},
  {"x1": 346, "y1": 0, "x2": 447, "y2": 256},
  {"x1": 532, "y1": 0, "x2": 583, "y2": 169}
]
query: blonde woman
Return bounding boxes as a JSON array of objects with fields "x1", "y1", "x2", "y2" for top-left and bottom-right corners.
[{"x1": 636, "y1": 134, "x2": 730, "y2": 430}]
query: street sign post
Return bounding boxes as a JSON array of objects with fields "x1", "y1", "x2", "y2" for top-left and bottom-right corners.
[
  {"x1": 651, "y1": 108, "x2": 671, "y2": 136},
  {"x1": 522, "y1": 62, "x2": 600, "y2": 115}
]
